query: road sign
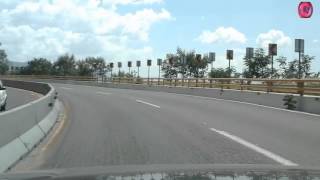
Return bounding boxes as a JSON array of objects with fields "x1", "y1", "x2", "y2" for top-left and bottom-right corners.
[
  {"x1": 117, "y1": 62, "x2": 122, "y2": 68},
  {"x1": 128, "y1": 61, "x2": 132, "y2": 68},
  {"x1": 295, "y1": 39, "x2": 304, "y2": 53},
  {"x1": 209, "y1": 52, "x2": 215, "y2": 63},
  {"x1": 226, "y1": 50, "x2": 233, "y2": 60},
  {"x1": 136, "y1": 61, "x2": 141, "y2": 67},
  {"x1": 147, "y1": 59, "x2": 152, "y2": 66},
  {"x1": 268, "y1": 44, "x2": 277, "y2": 56},
  {"x1": 246, "y1": 48, "x2": 254, "y2": 59},
  {"x1": 157, "y1": 59, "x2": 162, "y2": 66},
  {"x1": 109, "y1": 63, "x2": 114, "y2": 68}
]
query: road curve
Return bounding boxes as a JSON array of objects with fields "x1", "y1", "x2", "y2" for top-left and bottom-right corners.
[
  {"x1": 4, "y1": 87, "x2": 41, "y2": 111},
  {"x1": 21, "y1": 83, "x2": 320, "y2": 170}
]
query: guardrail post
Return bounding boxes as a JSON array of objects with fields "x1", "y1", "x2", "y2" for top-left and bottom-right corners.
[
  {"x1": 195, "y1": 79, "x2": 198, "y2": 87},
  {"x1": 266, "y1": 81, "x2": 273, "y2": 93},
  {"x1": 187, "y1": 79, "x2": 190, "y2": 87},
  {"x1": 297, "y1": 81, "x2": 304, "y2": 96},
  {"x1": 174, "y1": 79, "x2": 177, "y2": 87},
  {"x1": 170, "y1": 79, "x2": 172, "y2": 86},
  {"x1": 118, "y1": 77, "x2": 120, "y2": 84},
  {"x1": 202, "y1": 79, "x2": 205, "y2": 88},
  {"x1": 163, "y1": 79, "x2": 165, "y2": 86},
  {"x1": 210, "y1": 79, "x2": 213, "y2": 88},
  {"x1": 240, "y1": 80, "x2": 244, "y2": 91}
]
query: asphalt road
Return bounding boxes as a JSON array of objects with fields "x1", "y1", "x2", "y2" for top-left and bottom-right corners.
[
  {"x1": 22, "y1": 83, "x2": 320, "y2": 170},
  {"x1": 4, "y1": 87, "x2": 41, "y2": 111}
]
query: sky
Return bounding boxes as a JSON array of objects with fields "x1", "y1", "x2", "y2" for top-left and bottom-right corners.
[{"x1": 0, "y1": 0, "x2": 319, "y2": 77}]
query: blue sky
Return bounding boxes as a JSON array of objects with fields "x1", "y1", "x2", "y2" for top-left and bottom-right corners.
[
  {"x1": 0, "y1": 0, "x2": 319, "y2": 77},
  {"x1": 147, "y1": 0, "x2": 320, "y2": 76}
]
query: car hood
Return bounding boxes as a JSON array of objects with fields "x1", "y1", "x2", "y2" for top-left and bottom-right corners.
[{"x1": 1, "y1": 164, "x2": 320, "y2": 180}]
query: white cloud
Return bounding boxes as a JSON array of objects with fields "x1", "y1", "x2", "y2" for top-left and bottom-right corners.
[
  {"x1": 256, "y1": 29, "x2": 291, "y2": 48},
  {"x1": 104, "y1": 0, "x2": 163, "y2": 6},
  {"x1": 197, "y1": 27, "x2": 247, "y2": 44},
  {"x1": 0, "y1": 0, "x2": 171, "y2": 61}
]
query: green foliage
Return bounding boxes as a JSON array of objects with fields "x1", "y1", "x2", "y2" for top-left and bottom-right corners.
[
  {"x1": 276, "y1": 55, "x2": 315, "y2": 78},
  {"x1": 243, "y1": 48, "x2": 271, "y2": 78},
  {"x1": 76, "y1": 57, "x2": 107, "y2": 76},
  {"x1": 23, "y1": 58, "x2": 52, "y2": 75},
  {"x1": 53, "y1": 54, "x2": 76, "y2": 76},
  {"x1": 76, "y1": 60, "x2": 92, "y2": 76},
  {"x1": 162, "y1": 47, "x2": 209, "y2": 78},
  {"x1": 84, "y1": 56, "x2": 106, "y2": 75},
  {"x1": 0, "y1": 49, "x2": 9, "y2": 75},
  {"x1": 208, "y1": 67, "x2": 235, "y2": 78},
  {"x1": 112, "y1": 71, "x2": 133, "y2": 78},
  {"x1": 283, "y1": 95, "x2": 297, "y2": 110}
]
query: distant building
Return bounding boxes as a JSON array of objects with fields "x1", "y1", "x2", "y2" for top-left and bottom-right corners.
[{"x1": 7, "y1": 61, "x2": 28, "y2": 73}]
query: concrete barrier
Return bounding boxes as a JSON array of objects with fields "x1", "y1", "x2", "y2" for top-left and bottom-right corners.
[{"x1": 0, "y1": 80, "x2": 60, "y2": 172}]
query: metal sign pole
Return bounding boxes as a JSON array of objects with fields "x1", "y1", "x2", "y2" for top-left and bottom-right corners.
[
  {"x1": 298, "y1": 52, "x2": 301, "y2": 79},
  {"x1": 295, "y1": 39, "x2": 304, "y2": 79},
  {"x1": 137, "y1": 67, "x2": 140, "y2": 78},
  {"x1": 228, "y1": 59, "x2": 231, "y2": 78},
  {"x1": 158, "y1": 65, "x2": 161, "y2": 85},
  {"x1": 148, "y1": 66, "x2": 150, "y2": 85},
  {"x1": 271, "y1": 55, "x2": 274, "y2": 78},
  {"x1": 110, "y1": 69, "x2": 113, "y2": 82}
]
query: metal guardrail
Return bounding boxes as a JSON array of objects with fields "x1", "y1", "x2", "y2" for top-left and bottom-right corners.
[{"x1": 1, "y1": 75, "x2": 320, "y2": 96}]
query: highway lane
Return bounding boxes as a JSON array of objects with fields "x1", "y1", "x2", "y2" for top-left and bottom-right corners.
[
  {"x1": 4, "y1": 87, "x2": 41, "y2": 111},
  {"x1": 23, "y1": 83, "x2": 320, "y2": 170}
]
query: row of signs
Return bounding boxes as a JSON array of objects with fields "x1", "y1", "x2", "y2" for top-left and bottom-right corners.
[
  {"x1": 109, "y1": 59, "x2": 162, "y2": 68},
  {"x1": 109, "y1": 39, "x2": 305, "y2": 68}
]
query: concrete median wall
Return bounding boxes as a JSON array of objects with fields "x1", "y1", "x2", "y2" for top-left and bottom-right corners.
[
  {"x1": 0, "y1": 80, "x2": 59, "y2": 172},
  {"x1": 30, "y1": 79, "x2": 320, "y2": 115}
]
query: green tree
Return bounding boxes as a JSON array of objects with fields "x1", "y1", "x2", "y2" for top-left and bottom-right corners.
[
  {"x1": 53, "y1": 54, "x2": 76, "y2": 75},
  {"x1": 24, "y1": 58, "x2": 52, "y2": 75},
  {"x1": 276, "y1": 55, "x2": 315, "y2": 78},
  {"x1": 76, "y1": 60, "x2": 92, "y2": 76},
  {"x1": 0, "y1": 48, "x2": 9, "y2": 75},
  {"x1": 162, "y1": 47, "x2": 209, "y2": 78},
  {"x1": 162, "y1": 53, "x2": 179, "y2": 78},
  {"x1": 85, "y1": 57, "x2": 106, "y2": 76},
  {"x1": 243, "y1": 48, "x2": 270, "y2": 78},
  {"x1": 209, "y1": 67, "x2": 236, "y2": 78}
]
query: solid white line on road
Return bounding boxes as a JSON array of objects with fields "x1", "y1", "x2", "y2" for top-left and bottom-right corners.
[
  {"x1": 60, "y1": 87, "x2": 72, "y2": 90},
  {"x1": 176, "y1": 93, "x2": 320, "y2": 117},
  {"x1": 136, "y1": 99, "x2": 160, "y2": 108},
  {"x1": 209, "y1": 128, "x2": 298, "y2": 166},
  {"x1": 96, "y1": 91, "x2": 112, "y2": 95}
]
